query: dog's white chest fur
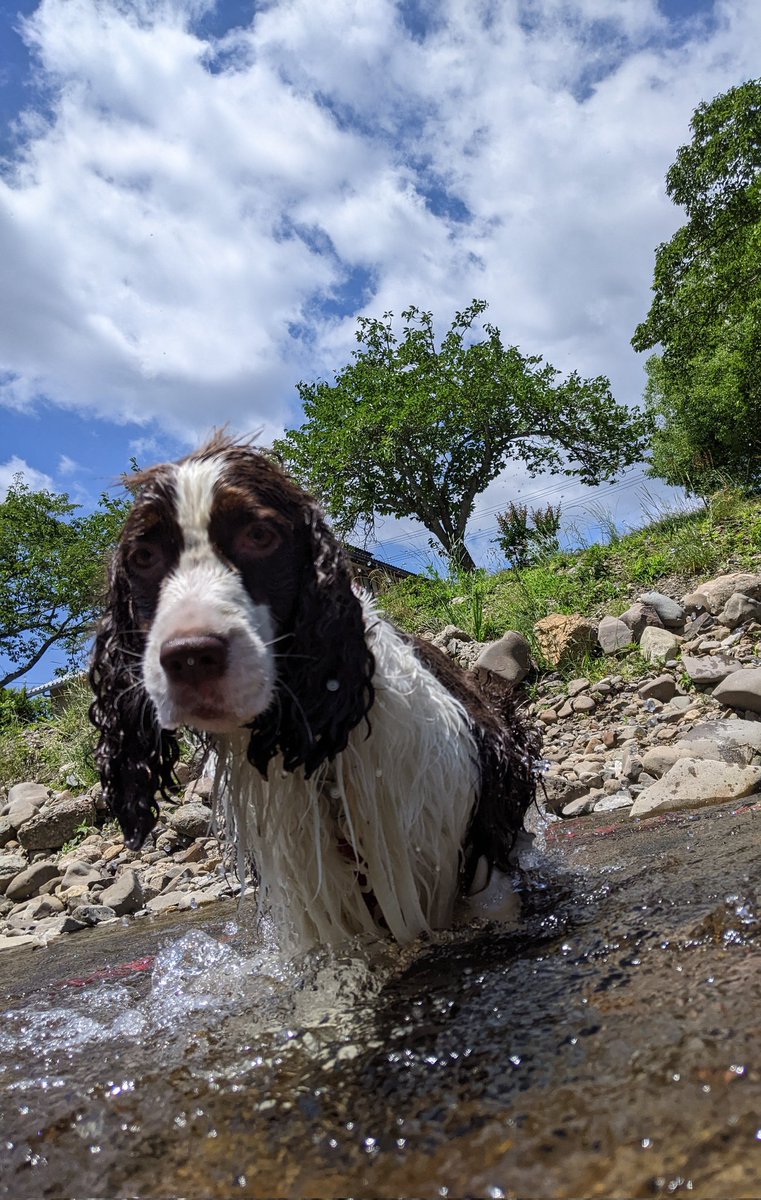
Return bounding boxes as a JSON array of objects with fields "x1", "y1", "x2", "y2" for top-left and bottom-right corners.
[{"x1": 214, "y1": 615, "x2": 479, "y2": 948}]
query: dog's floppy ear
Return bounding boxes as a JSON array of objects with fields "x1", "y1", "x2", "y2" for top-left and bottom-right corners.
[
  {"x1": 89, "y1": 559, "x2": 179, "y2": 850},
  {"x1": 247, "y1": 506, "x2": 374, "y2": 778}
]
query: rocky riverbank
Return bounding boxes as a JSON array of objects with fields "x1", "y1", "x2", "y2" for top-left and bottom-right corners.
[
  {"x1": 0, "y1": 767, "x2": 245, "y2": 951},
  {"x1": 435, "y1": 569, "x2": 761, "y2": 823},
  {"x1": 2, "y1": 568, "x2": 761, "y2": 952}
]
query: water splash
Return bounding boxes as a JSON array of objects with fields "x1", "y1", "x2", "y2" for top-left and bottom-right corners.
[{"x1": 0, "y1": 928, "x2": 295, "y2": 1075}]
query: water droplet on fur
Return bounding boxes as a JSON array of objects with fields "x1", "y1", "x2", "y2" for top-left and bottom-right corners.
[
  {"x1": 375, "y1": 768, "x2": 383, "y2": 777},
  {"x1": 325, "y1": 679, "x2": 340, "y2": 692}
]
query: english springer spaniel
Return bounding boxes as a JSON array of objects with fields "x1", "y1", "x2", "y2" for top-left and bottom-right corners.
[{"x1": 90, "y1": 434, "x2": 538, "y2": 949}]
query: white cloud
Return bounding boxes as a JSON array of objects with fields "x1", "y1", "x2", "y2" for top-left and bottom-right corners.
[
  {"x1": 0, "y1": 0, "x2": 758, "y2": 547},
  {"x1": 0, "y1": 456, "x2": 54, "y2": 498},
  {"x1": 57, "y1": 454, "x2": 79, "y2": 476}
]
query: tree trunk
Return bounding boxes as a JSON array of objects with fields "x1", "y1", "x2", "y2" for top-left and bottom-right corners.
[{"x1": 445, "y1": 539, "x2": 477, "y2": 574}]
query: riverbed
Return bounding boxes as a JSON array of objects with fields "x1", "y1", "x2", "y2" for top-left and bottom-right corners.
[{"x1": 2, "y1": 800, "x2": 760, "y2": 1198}]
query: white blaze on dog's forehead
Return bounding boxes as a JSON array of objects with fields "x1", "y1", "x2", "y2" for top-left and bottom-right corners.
[{"x1": 173, "y1": 457, "x2": 224, "y2": 550}]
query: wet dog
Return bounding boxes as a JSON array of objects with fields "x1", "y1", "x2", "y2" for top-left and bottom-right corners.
[{"x1": 90, "y1": 434, "x2": 538, "y2": 948}]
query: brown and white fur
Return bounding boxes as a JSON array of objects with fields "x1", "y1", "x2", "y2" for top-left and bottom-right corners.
[{"x1": 90, "y1": 434, "x2": 538, "y2": 950}]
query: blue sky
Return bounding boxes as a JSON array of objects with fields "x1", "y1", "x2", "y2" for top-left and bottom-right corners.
[{"x1": 0, "y1": 0, "x2": 757, "y2": 684}]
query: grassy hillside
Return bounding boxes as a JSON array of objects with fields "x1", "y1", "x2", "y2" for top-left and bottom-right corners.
[{"x1": 380, "y1": 488, "x2": 761, "y2": 658}]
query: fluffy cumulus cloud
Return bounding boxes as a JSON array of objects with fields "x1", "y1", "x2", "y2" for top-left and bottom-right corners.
[
  {"x1": 0, "y1": 455, "x2": 54, "y2": 497},
  {"x1": 1, "y1": 0, "x2": 759, "y2": 550}
]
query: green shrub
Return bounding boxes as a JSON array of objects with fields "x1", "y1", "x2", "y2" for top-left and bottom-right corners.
[{"x1": 0, "y1": 688, "x2": 50, "y2": 732}]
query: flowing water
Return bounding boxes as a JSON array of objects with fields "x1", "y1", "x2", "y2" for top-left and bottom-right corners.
[{"x1": 1, "y1": 800, "x2": 761, "y2": 1198}]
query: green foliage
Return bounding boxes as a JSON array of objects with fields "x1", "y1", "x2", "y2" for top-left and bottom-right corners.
[
  {"x1": 494, "y1": 501, "x2": 562, "y2": 566},
  {"x1": 60, "y1": 820, "x2": 98, "y2": 855},
  {"x1": 432, "y1": 567, "x2": 494, "y2": 641},
  {"x1": 381, "y1": 567, "x2": 498, "y2": 642},
  {"x1": 0, "y1": 478, "x2": 130, "y2": 688},
  {"x1": 0, "y1": 679, "x2": 99, "y2": 791},
  {"x1": 277, "y1": 300, "x2": 649, "y2": 571},
  {"x1": 0, "y1": 687, "x2": 50, "y2": 732},
  {"x1": 633, "y1": 78, "x2": 761, "y2": 493}
]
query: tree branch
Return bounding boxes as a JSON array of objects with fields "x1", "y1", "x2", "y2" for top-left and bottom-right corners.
[{"x1": 0, "y1": 617, "x2": 84, "y2": 689}]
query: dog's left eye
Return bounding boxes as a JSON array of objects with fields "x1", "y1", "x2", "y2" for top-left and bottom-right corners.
[
  {"x1": 234, "y1": 523, "x2": 281, "y2": 558},
  {"x1": 129, "y1": 543, "x2": 164, "y2": 574}
]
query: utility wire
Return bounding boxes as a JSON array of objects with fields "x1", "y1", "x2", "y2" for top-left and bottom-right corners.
[{"x1": 372, "y1": 468, "x2": 653, "y2": 561}]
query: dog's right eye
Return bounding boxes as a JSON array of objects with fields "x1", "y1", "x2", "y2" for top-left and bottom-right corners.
[{"x1": 129, "y1": 543, "x2": 163, "y2": 574}]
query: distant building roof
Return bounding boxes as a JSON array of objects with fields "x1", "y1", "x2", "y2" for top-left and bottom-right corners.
[
  {"x1": 344, "y1": 544, "x2": 416, "y2": 587},
  {"x1": 25, "y1": 672, "x2": 83, "y2": 698}
]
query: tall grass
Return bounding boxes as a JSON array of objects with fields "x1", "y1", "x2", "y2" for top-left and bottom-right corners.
[{"x1": 0, "y1": 679, "x2": 99, "y2": 791}]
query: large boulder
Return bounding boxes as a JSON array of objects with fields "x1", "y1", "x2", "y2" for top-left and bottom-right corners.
[
  {"x1": 630, "y1": 758, "x2": 761, "y2": 817},
  {"x1": 0, "y1": 854, "x2": 28, "y2": 895},
  {"x1": 642, "y1": 736, "x2": 758, "y2": 778},
  {"x1": 638, "y1": 591, "x2": 685, "y2": 628},
  {"x1": 99, "y1": 869, "x2": 144, "y2": 916},
  {"x1": 5, "y1": 799, "x2": 39, "y2": 832},
  {"x1": 638, "y1": 674, "x2": 677, "y2": 703},
  {"x1": 680, "y1": 654, "x2": 742, "y2": 687},
  {"x1": 474, "y1": 631, "x2": 532, "y2": 685},
  {"x1": 712, "y1": 667, "x2": 761, "y2": 714},
  {"x1": 597, "y1": 615, "x2": 633, "y2": 655},
  {"x1": 639, "y1": 627, "x2": 682, "y2": 664},
  {"x1": 683, "y1": 572, "x2": 761, "y2": 615},
  {"x1": 60, "y1": 859, "x2": 105, "y2": 889},
  {"x1": 720, "y1": 593, "x2": 761, "y2": 630},
  {"x1": 541, "y1": 775, "x2": 590, "y2": 814},
  {"x1": 5, "y1": 861, "x2": 61, "y2": 903},
  {"x1": 681, "y1": 719, "x2": 761, "y2": 755},
  {"x1": 6, "y1": 782, "x2": 49, "y2": 810},
  {"x1": 533, "y1": 615, "x2": 597, "y2": 668},
  {"x1": 618, "y1": 601, "x2": 664, "y2": 641},
  {"x1": 16, "y1": 793, "x2": 96, "y2": 852},
  {"x1": 169, "y1": 803, "x2": 213, "y2": 840}
]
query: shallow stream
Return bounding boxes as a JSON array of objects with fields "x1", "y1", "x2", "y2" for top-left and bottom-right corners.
[{"x1": 2, "y1": 800, "x2": 761, "y2": 1198}]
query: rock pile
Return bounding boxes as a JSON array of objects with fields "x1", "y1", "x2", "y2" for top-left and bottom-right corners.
[
  {"x1": 0, "y1": 769, "x2": 244, "y2": 951},
  {"x1": 2, "y1": 569, "x2": 761, "y2": 951},
  {"x1": 430, "y1": 571, "x2": 761, "y2": 824}
]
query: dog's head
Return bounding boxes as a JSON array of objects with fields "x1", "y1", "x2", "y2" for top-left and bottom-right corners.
[{"x1": 90, "y1": 433, "x2": 374, "y2": 848}]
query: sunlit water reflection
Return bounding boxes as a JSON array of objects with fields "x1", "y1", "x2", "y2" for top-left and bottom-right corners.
[{"x1": 2, "y1": 802, "x2": 761, "y2": 1198}]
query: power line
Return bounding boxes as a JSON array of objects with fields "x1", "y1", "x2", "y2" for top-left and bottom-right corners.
[{"x1": 372, "y1": 468, "x2": 652, "y2": 560}]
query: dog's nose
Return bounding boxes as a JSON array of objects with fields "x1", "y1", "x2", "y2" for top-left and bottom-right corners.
[{"x1": 159, "y1": 634, "x2": 229, "y2": 686}]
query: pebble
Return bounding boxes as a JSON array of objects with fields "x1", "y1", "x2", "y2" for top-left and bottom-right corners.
[
  {"x1": 68, "y1": 904, "x2": 118, "y2": 926},
  {"x1": 638, "y1": 675, "x2": 676, "y2": 703},
  {"x1": 99, "y1": 869, "x2": 144, "y2": 916}
]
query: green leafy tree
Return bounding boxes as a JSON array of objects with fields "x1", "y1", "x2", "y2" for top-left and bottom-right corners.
[
  {"x1": 0, "y1": 478, "x2": 129, "y2": 688},
  {"x1": 277, "y1": 301, "x2": 649, "y2": 572},
  {"x1": 633, "y1": 78, "x2": 761, "y2": 492}
]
